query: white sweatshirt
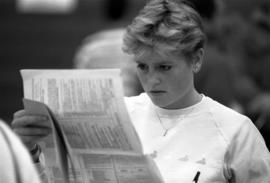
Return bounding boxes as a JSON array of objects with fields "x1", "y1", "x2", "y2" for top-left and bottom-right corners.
[
  {"x1": 36, "y1": 93, "x2": 270, "y2": 183},
  {"x1": 124, "y1": 93, "x2": 270, "y2": 183}
]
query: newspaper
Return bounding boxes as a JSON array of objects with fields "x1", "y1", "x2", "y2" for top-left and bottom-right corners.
[{"x1": 20, "y1": 69, "x2": 163, "y2": 183}]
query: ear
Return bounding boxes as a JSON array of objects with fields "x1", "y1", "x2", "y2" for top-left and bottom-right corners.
[{"x1": 191, "y1": 48, "x2": 204, "y2": 73}]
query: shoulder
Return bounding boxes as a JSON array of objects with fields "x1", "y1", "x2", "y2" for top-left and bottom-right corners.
[
  {"x1": 205, "y1": 96, "x2": 248, "y2": 123},
  {"x1": 203, "y1": 96, "x2": 260, "y2": 143},
  {"x1": 203, "y1": 98, "x2": 270, "y2": 182}
]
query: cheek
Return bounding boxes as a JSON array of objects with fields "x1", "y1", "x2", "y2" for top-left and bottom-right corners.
[
  {"x1": 167, "y1": 73, "x2": 192, "y2": 92},
  {"x1": 137, "y1": 73, "x2": 147, "y2": 87}
]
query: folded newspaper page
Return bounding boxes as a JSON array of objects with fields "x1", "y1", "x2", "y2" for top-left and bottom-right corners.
[
  {"x1": 23, "y1": 98, "x2": 76, "y2": 183},
  {"x1": 20, "y1": 69, "x2": 163, "y2": 183}
]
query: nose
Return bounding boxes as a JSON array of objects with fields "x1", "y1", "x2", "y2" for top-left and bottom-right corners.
[{"x1": 146, "y1": 70, "x2": 162, "y2": 87}]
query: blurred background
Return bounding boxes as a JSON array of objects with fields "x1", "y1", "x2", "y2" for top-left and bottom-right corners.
[
  {"x1": 1, "y1": 0, "x2": 270, "y2": 147},
  {"x1": 0, "y1": 0, "x2": 144, "y2": 121}
]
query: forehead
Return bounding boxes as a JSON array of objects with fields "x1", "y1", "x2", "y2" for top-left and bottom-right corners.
[{"x1": 134, "y1": 49, "x2": 186, "y2": 64}]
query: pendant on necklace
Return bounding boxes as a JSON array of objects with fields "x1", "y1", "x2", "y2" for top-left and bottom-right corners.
[{"x1": 163, "y1": 129, "x2": 168, "y2": 136}]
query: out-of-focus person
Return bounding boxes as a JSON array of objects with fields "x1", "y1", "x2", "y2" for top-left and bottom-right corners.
[
  {"x1": 0, "y1": 119, "x2": 41, "y2": 183},
  {"x1": 73, "y1": 28, "x2": 144, "y2": 97},
  {"x1": 74, "y1": 0, "x2": 143, "y2": 97}
]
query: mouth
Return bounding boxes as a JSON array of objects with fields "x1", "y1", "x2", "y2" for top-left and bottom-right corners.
[{"x1": 148, "y1": 90, "x2": 166, "y2": 96}]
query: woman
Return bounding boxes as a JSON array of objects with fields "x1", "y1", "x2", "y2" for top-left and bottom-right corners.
[
  {"x1": 122, "y1": 0, "x2": 270, "y2": 182},
  {"x1": 12, "y1": 0, "x2": 270, "y2": 182}
]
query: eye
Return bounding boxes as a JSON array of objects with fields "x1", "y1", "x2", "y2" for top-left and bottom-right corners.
[
  {"x1": 137, "y1": 63, "x2": 148, "y2": 72},
  {"x1": 159, "y1": 65, "x2": 172, "y2": 71}
]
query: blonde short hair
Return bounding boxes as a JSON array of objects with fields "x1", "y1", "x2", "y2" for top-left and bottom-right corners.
[{"x1": 123, "y1": 0, "x2": 206, "y2": 62}]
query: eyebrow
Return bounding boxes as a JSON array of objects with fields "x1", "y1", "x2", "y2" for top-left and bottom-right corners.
[
  {"x1": 135, "y1": 60, "x2": 173, "y2": 64},
  {"x1": 157, "y1": 61, "x2": 173, "y2": 65}
]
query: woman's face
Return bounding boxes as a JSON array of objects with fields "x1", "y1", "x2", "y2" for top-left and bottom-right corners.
[{"x1": 135, "y1": 50, "x2": 197, "y2": 109}]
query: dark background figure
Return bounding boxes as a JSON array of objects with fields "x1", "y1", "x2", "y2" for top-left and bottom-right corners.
[
  {"x1": 190, "y1": 0, "x2": 270, "y2": 149},
  {"x1": 189, "y1": 0, "x2": 243, "y2": 111}
]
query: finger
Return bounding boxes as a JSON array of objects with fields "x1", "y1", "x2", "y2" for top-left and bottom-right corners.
[
  {"x1": 14, "y1": 127, "x2": 52, "y2": 136},
  {"x1": 20, "y1": 135, "x2": 49, "y2": 142},
  {"x1": 20, "y1": 135, "x2": 48, "y2": 149},
  {"x1": 12, "y1": 115, "x2": 50, "y2": 128},
  {"x1": 13, "y1": 110, "x2": 27, "y2": 118},
  {"x1": 13, "y1": 109, "x2": 48, "y2": 118}
]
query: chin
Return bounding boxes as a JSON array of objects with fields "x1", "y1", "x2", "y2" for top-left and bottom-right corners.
[{"x1": 150, "y1": 97, "x2": 170, "y2": 108}]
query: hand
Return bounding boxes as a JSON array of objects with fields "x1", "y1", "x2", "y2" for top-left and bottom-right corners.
[{"x1": 11, "y1": 110, "x2": 52, "y2": 150}]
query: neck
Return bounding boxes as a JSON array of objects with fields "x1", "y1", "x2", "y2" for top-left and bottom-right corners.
[
  {"x1": 187, "y1": 89, "x2": 202, "y2": 107},
  {"x1": 163, "y1": 89, "x2": 202, "y2": 110}
]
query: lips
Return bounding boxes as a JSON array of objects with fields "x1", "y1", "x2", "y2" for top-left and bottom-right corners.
[{"x1": 148, "y1": 90, "x2": 166, "y2": 96}]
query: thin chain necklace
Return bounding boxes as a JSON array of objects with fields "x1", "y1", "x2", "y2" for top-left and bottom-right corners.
[
  {"x1": 155, "y1": 107, "x2": 195, "y2": 137},
  {"x1": 154, "y1": 94, "x2": 203, "y2": 136}
]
